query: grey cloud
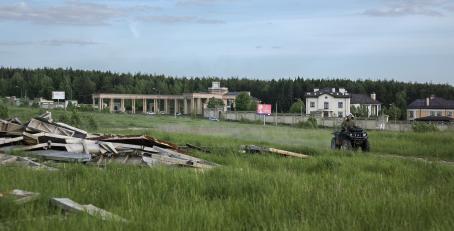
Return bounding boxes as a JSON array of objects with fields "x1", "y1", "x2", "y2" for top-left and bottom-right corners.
[
  {"x1": 40, "y1": 39, "x2": 101, "y2": 46},
  {"x1": 196, "y1": 18, "x2": 225, "y2": 24},
  {"x1": 0, "y1": 39, "x2": 101, "y2": 46},
  {"x1": 0, "y1": 41, "x2": 33, "y2": 46},
  {"x1": 177, "y1": 0, "x2": 225, "y2": 6},
  {"x1": 363, "y1": 0, "x2": 451, "y2": 17},
  {"x1": 0, "y1": 1, "x2": 161, "y2": 26},
  {"x1": 138, "y1": 15, "x2": 225, "y2": 24},
  {"x1": 255, "y1": 45, "x2": 282, "y2": 49}
]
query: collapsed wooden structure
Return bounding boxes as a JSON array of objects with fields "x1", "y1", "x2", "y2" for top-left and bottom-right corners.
[{"x1": 0, "y1": 112, "x2": 218, "y2": 170}]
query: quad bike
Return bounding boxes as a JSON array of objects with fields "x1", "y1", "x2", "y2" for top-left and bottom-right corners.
[{"x1": 331, "y1": 127, "x2": 370, "y2": 152}]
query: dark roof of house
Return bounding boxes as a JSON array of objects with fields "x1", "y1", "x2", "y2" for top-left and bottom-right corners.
[
  {"x1": 224, "y1": 92, "x2": 243, "y2": 96},
  {"x1": 415, "y1": 116, "x2": 454, "y2": 122},
  {"x1": 408, "y1": 97, "x2": 454, "y2": 109},
  {"x1": 350, "y1": 94, "x2": 381, "y2": 105},
  {"x1": 305, "y1": 88, "x2": 350, "y2": 98}
]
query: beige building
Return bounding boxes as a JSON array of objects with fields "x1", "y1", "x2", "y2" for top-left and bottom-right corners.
[
  {"x1": 92, "y1": 82, "x2": 250, "y2": 115},
  {"x1": 305, "y1": 88, "x2": 351, "y2": 118},
  {"x1": 407, "y1": 96, "x2": 454, "y2": 121}
]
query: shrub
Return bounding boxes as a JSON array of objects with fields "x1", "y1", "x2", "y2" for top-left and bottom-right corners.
[
  {"x1": 296, "y1": 117, "x2": 318, "y2": 129},
  {"x1": 78, "y1": 104, "x2": 95, "y2": 112},
  {"x1": 412, "y1": 123, "x2": 439, "y2": 132},
  {"x1": 58, "y1": 112, "x2": 71, "y2": 124},
  {"x1": 0, "y1": 103, "x2": 8, "y2": 119},
  {"x1": 70, "y1": 110, "x2": 82, "y2": 127},
  {"x1": 86, "y1": 115, "x2": 98, "y2": 130}
]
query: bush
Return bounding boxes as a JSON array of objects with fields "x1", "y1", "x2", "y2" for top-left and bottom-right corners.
[
  {"x1": 412, "y1": 123, "x2": 439, "y2": 132},
  {"x1": 0, "y1": 103, "x2": 8, "y2": 119},
  {"x1": 296, "y1": 117, "x2": 318, "y2": 129},
  {"x1": 78, "y1": 104, "x2": 95, "y2": 112},
  {"x1": 70, "y1": 110, "x2": 82, "y2": 127},
  {"x1": 86, "y1": 115, "x2": 98, "y2": 130},
  {"x1": 58, "y1": 112, "x2": 71, "y2": 124}
]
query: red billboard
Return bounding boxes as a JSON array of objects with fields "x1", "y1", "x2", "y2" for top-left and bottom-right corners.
[{"x1": 256, "y1": 104, "x2": 272, "y2": 115}]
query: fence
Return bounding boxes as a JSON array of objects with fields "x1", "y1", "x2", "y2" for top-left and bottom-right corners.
[{"x1": 204, "y1": 110, "x2": 454, "y2": 132}]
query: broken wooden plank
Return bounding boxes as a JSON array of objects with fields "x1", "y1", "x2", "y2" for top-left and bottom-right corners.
[
  {"x1": 27, "y1": 150, "x2": 91, "y2": 163},
  {"x1": 95, "y1": 135, "x2": 177, "y2": 150},
  {"x1": 267, "y1": 148, "x2": 310, "y2": 158},
  {"x1": 0, "y1": 119, "x2": 24, "y2": 133},
  {"x1": 0, "y1": 136, "x2": 23, "y2": 146},
  {"x1": 10, "y1": 189, "x2": 40, "y2": 204},
  {"x1": 154, "y1": 146, "x2": 217, "y2": 167},
  {"x1": 50, "y1": 198, "x2": 127, "y2": 222},
  {"x1": 107, "y1": 142, "x2": 158, "y2": 154},
  {"x1": 186, "y1": 143, "x2": 211, "y2": 153},
  {"x1": 241, "y1": 145, "x2": 311, "y2": 159},
  {"x1": 26, "y1": 118, "x2": 76, "y2": 137}
]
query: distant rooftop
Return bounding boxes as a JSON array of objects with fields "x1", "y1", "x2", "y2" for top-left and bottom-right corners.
[
  {"x1": 305, "y1": 87, "x2": 350, "y2": 98},
  {"x1": 350, "y1": 94, "x2": 381, "y2": 105},
  {"x1": 408, "y1": 96, "x2": 454, "y2": 109}
]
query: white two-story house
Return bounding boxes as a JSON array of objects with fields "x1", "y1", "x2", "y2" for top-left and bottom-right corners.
[{"x1": 305, "y1": 88, "x2": 350, "y2": 118}]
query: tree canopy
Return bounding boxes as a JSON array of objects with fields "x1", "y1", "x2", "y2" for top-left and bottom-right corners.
[
  {"x1": 207, "y1": 97, "x2": 224, "y2": 109},
  {"x1": 1, "y1": 67, "x2": 454, "y2": 119},
  {"x1": 289, "y1": 100, "x2": 305, "y2": 114}
]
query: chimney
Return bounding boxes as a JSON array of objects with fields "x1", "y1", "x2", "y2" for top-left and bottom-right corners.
[
  {"x1": 371, "y1": 92, "x2": 376, "y2": 101},
  {"x1": 332, "y1": 88, "x2": 336, "y2": 92},
  {"x1": 426, "y1": 97, "x2": 430, "y2": 106}
]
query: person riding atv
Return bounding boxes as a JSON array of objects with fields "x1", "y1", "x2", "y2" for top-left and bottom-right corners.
[
  {"x1": 332, "y1": 113, "x2": 370, "y2": 151},
  {"x1": 341, "y1": 113, "x2": 356, "y2": 131}
]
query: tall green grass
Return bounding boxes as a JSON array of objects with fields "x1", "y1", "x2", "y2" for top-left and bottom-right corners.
[{"x1": 1, "y1": 106, "x2": 453, "y2": 230}]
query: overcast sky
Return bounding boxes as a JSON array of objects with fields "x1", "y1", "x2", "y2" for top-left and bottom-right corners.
[{"x1": 0, "y1": 0, "x2": 453, "y2": 83}]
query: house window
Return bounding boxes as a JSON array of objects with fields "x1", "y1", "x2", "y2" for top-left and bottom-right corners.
[
  {"x1": 324, "y1": 102, "x2": 329, "y2": 109},
  {"x1": 310, "y1": 102, "x2": 315, "y2": 108},
  {"x1": 409, "y1": 111, "x2": 414, "y2": 118},
  {"x1": 338, "y1": 102, "x2": 343, "y2": 108},
  {"x1": 437, "y1": 111, "x2": 442, "y2": 116},
  {"x1": 338, "y1": 112, "x2": 343, "y2": 118},
  {"x1": 430, "y1": 111, "x2": 435, "y2": 116},
  {"x1": 448, "y1": 112, "x2": 453, "y2": 117}
]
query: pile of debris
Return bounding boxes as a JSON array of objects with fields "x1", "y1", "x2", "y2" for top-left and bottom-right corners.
[{"x1": 0, "y1": 112, "x2": 217, "y2": 170}]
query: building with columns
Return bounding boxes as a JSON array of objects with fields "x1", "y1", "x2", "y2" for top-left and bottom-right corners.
[{"x1": 92, "y1": 82, "x2": 251, "y2": 115}]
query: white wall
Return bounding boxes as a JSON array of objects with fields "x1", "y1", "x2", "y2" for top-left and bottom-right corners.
[{"x1": 306, "y1": 94, "x2": 350, "y2": 117}]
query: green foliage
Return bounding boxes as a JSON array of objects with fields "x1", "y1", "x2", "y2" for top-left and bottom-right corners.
[
  {"x1": 78, "y1": 104, "x2": 95, "y2": 112},
  {"x1": 384, "y1": 104, "x2": 402, "y2": 120},
  {"x1": 86, "y1": 114, "x2": 99, "y2": 130},
  {"x1": 235, "y1": 93, "x2": 252, "y2": 111},
  {"x1": 350, "y1": 105, "x2": 369, "y2": 118},
  {"x1": 297, "y1": 116, "x2": 318, "y2": 129},
  {"x1": 57, "y1": 112, "x2": 71, "y2": 124},
  {"x1": 70, "y1": 110, "x2": 82, "y2": 127},
  {"x1": 412, "y1": 123, "x2": 439, "y2": 132},
  {"x1": 248, "y1": 99, "x2": 257, "y2": 111},
  {"x1": 0, "y1": 103, "x2": 8, "y2": 119},
  {"x1": 289, "y1": 100, "x2": 305, "y2": 114},
  {"x1": 207, "y1": 97, "x2": 225, "y2": 109}
]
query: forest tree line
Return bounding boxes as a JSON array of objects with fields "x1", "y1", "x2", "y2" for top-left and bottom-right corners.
[{"x1": 1, "y1": 67, "x2": 454, "y2": 119}]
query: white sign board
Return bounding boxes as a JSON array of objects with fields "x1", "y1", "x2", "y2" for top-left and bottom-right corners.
[{"x1": 52, "y1": 91, "x2": 65, "y2": 100}]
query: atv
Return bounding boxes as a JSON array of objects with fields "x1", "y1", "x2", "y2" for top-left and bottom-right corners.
[{"x1": 331, "y1": 127, "x2": 370, "y2": 152}]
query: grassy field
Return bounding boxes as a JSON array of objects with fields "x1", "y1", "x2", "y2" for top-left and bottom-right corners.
[{"x1": 1, "y1": 107, "x2": 454, "y2": 230}]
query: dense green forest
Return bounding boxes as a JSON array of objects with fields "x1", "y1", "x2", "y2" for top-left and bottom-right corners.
[{"x1": 1, "y1": 67, "x2": 453, "y2": 119}]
